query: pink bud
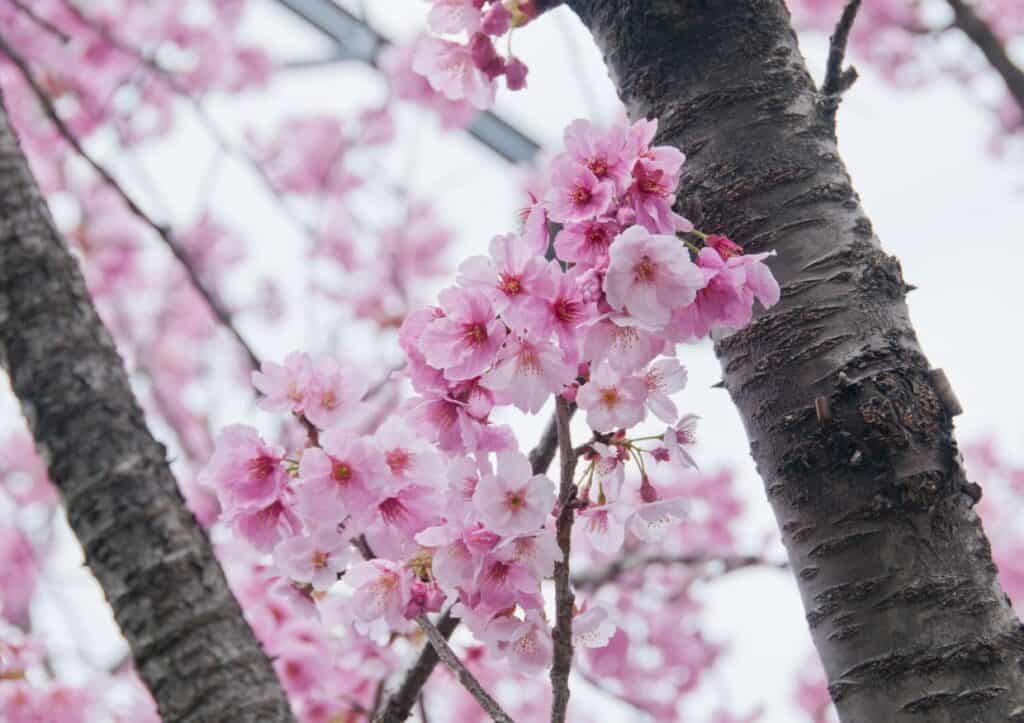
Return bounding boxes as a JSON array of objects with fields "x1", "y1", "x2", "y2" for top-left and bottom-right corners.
[
  {"x1": 505, "y1": 57, "x2": 528, "y2": 90},
  {"x1": 706, "y1": 233, "x2": 743, "y2": 259},
  {"x1": 639, "y1": 474, "x2": 660, "y2": 503},
  {"x1": 482, "y1": 3, "x2": 513, "y2": 35},
  {"x1": 469, "y1": 33, "x2": 506, "y2": 79}
]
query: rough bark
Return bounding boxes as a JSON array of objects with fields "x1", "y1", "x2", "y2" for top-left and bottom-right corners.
[
  {"x1": 0, "y1": 92, "x2": 294, "y2": 722},
  {"x1": 565, "y1": 2, "x2": 1024, "y2": 721}
]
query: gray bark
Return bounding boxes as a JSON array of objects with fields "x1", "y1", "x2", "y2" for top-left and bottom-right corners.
[
  {"x1": 0, "y1": 90, "x2": 295, "y2": 722},
  {"x1": 565, "y1": 1, "x2": 1024, "y2": 721}
]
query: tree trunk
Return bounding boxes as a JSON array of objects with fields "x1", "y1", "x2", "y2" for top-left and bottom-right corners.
[
  {"x1": 0, "y1": 91, "x2": 294, "y2": 722},
  {"x1": 565, "y1": 2, "x2": 1024, "y2": 721}
]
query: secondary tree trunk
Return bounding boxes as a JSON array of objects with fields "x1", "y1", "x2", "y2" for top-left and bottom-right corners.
[
  {"x1": 0, "y1": 91, "x2": 294, "y2": 722},
  {"x1": 565, "y1": 2, "x2": 1024, "y2": 721}
]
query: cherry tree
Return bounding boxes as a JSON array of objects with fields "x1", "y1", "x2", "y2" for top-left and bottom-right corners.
[{"x1": 0, "y1": 1, "x2": 1022, "y2": 722}]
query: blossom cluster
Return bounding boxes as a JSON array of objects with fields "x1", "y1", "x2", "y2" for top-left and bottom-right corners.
[
  {"x1": 413, "y1": 0, "x2": 548, "y2": 109},
  {"x1": 199, "y1": 116, "x2": 781, "y2": 704}
]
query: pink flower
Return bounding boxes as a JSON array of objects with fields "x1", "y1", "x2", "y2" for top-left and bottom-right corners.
[
  {"x1": 572, "y1": 604, "x2": 617, "y2": 649},
  {"x1": 365, "y1": 484, "x2": 442, "y2": 559},
  {"x1": 273, "y1": 527, "x2": 353, "y2": 591},
  {"x1": 473, "y1": 451, "x2": 555, "y2": 536},
  {"x1": 274, "y1": 639, "x2": 327, "y2": 696},
  {"x1": 457, "y1": 233, "x2": 548, "y2": 332},
  {"x1": 668, "y1": 248, "x2": 779, "y2": 341},
  {"x1": 582, "y1": 316, "x2": 664, "y2": 372},
  {"x1": 494, "y1": 530, "x2": 561, "y2": 579},
  {"x1": 489, "y1": 611, "x2": 553, "y2": 674},
  {"x1": 628, "y1": 497, "x2": 688, "y2": 542},
  {"x1": 302, "y1": 355, "x2": 369, "y2": 430},
  {"x1": 554, "y1": 218, "x2": 619, "y2": 268},
  {"x1": 642, "y1": 358, "x2": 688, "y2": 424},
  {"x1": 232, "y1": 500, "x2": 301, "y2": 553},
  {"x1": 405, "y1": 579, "x2": 446, "y2": 619},
  {"x1": 251, "y1": 351, "x2": 312, "y2": 414},
  {"x1": 577, "y1": 503, "x2": 627, "y2": 554},
  {"x1": 375, "y1": 416, "x2": 443, "y2": 492},
  {"x1": 419, "y1": 287, "x2": 507, "y2": 380},
  {"x1": 417, "y1": 524, "x2": 481, "y2": 591},
  {"x1": 545, "y1": 157, "x2": 614, "y2": 224},
  {"x1": 576, "y1": 362, "x2": 647, "y2": 433},
  {"x1": 527, "y1": 264, "x2": 597, "y2": 358},
  {"x1": 664, "y1": 414, "x2": 699, "y2": 470},
  {"x1": 204, "y1": 425, "x2": 287, "y2": 513},
  {"x1": 346, "y1": 559, "x2": 411, "y2": 630},
  {"x1": 381, "y1": 38, "x2": 476, "y2": 129},
  {"x1": 413, "y1": 37, "x2": 496, "y2": 110},
  {"x1": 427, "y1": 0, "x2": 483, "y2": 35},
  {"x1": 404, "y1": 385, "x2": 514, "y2": 455},
  {"x1": 297, "y1": 428, "x2": 386, "y2": 527},
  {"x1": 604, "y1": 225, "x2": 706, "y2": 327},
  {"x1": 563, "y1": 119, "x2": 634, "y2": 194},
  {"x1": 481, "y1": 335, "x2": 576, "y2": 414},
  {"x1": 588, "y1": 441, "x2": 627, "y2": 502},
  {"x1": 627, "y1": 157, "x2": 692, "y2": 234}
]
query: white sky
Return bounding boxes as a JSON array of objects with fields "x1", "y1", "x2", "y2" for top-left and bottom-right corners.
[{"x1": 2, "y1": 1, "x2": 1022, "y2": 721}]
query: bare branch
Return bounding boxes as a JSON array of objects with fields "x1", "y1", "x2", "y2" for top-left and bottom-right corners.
[
  {"x1": 8, "y1": 0, "x2": 71, "y2": 43},
  {"x1": 374, "y1": 610, "x2": 459, "y2": 723},
  {"x1": 549, "y1": 396, "x2": 577, "y2": 723},
  {"x1": 529, "y1": 402, "x2": 576, "y2": 476},
  {"x1": 0, "y1": 80, "x2": 293, "y2": 722},
  {"x1": 0, "y1": 35, "x2": 261, "y2": 371},
  {"x1": 820, "y1": 0, "x2": 862, "y2": 129},
  {"x1": 56, "y1": 0, "x2": 322, "y2": 246},
  {"x1": 571, "y1": 552, "x2": 787, "y2": 592},
  {"x1": 946, "y1": 0, "x2": 1024, "y2": 122},
  {"x1": 414, "y1": 614, "x2": 515, "y2": 723}
]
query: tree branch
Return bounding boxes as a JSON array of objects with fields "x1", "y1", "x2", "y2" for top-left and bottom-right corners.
[
  {"x1": 820, "y1": 0, "x2": 862, "y2": 129},
  {"x1": 414, "y1": 614, "x2": 515, "y2": 723},
  {"x1": 946, "y1": 0, "x2": 1024, "y2": 122},
  {"x1": 571, "y1": 552, "x2": 787, "y2": 592},
  {"x1": 372, "y1": 401, "x2": 576, "y2": 721},
  {"x1": 549, "y1": 396, "x2": 577, "y2": 723},
  {"x1": 564, "y1": 1, "x2": 1024, "y2": 720},
  {"x1": 373, "y1": 609, "x2": 459, "y2": 723},
  {"x1": 55, "y1": 0, "x2": 323, "y2": 247},
  {"x1": 0, "y1": 86, "x2": 293, "y2": 721},
  {"x1": 0, "y1": 33, "x2": 261, "y2": 370},
  {"x1": 529, "y1": 402, "x2": 576, "y2": 476}
]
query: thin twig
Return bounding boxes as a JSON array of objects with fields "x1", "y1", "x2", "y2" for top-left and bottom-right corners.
[
  {"x1": 549, "y1": 396, "x2": 577, "y2": 723},
  {"x1": 414, "y1": 614, "x2": 515, "y2": 723},
  {"x1": 56, "y1": 0, "x2": 321, "y2": 246},
  {"x1": 374, "y1": 610, "x2": 459, "y2": 723},
  {"x1": 529, "y1": 402, "x2": 576, "y2": 476},
  {"x1": 571, "y1": 552, "x2": 787, "y2": 592},
  {"x1": 0, "y1": 34, "x2": 261, "y2": 370},
  {"x1": 8, "y1": 0, "x2": 71, "y2": 43},
  {"x1": 820, "y1": 0, "x2": 862, "y2": 129},
  {"x1": 946, "y1": 0, "x2": 1024, "y2": 123}
]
